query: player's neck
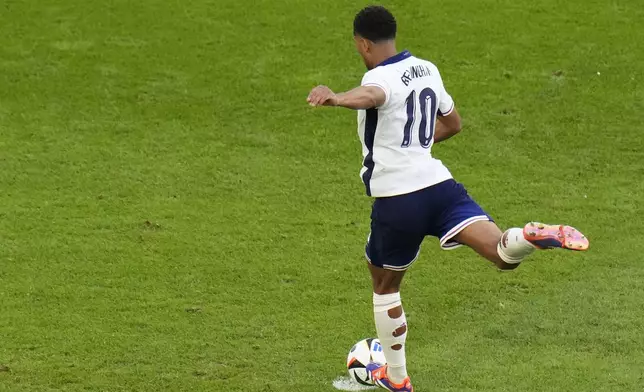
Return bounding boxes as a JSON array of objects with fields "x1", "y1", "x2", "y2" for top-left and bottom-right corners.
[{"x1": 371, "y1": 44, "x2": 398, "y2": 67}]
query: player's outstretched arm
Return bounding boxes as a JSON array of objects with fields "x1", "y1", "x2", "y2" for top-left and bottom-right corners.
[
  {"x1": 434, "y1": 108, "x2": 462, "y2": 143},
  {"x1": 307, "y1": 85, "x2": 386, "y2": 110}
]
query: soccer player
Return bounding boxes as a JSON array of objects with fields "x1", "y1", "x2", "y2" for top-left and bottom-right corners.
[
  {"x1": 307, "y1": 5, "x2": 589, "y2": 392},
  {"x1": 307, "y1": 6, "x2": 589, "y2": 392}
]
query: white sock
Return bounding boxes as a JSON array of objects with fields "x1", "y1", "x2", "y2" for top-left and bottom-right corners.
[
  {"x1": 373, "y1": 292, "x2": 408, "y2": 384},
  {"x1": 497, "y1": 227, "x2": 536, "y2": 264}
]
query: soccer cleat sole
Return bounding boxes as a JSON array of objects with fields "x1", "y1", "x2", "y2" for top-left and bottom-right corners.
[
  {"x1": 375, "y1": 379, "x2": 414, "y2": 392},
  {"x1": 523, "y1": 222, "x2": 589, "y2": 251}
]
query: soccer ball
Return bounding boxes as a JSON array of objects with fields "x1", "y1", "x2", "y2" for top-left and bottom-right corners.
[{"x1": 346, "y1": 338, "x2": 386, "y2": 385}]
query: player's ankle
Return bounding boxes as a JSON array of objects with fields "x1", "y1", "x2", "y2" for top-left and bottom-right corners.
[
  {"x1": 498, "y1": 228, "x2": 535, "y2": 263},
  {"x1": 496, "y1": 242, "x2": 525, "y2": 265},
  {"x1": 387, "y1": 365, "x2": 408, "y2": 384}
]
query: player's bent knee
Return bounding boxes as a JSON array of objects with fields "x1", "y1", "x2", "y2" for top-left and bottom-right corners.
[{"x1": 369, "y1": 264, "x2": 406, "y2": 295}]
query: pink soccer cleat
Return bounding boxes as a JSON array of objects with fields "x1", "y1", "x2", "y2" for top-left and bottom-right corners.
[
  {"x1": 523, "y1": 222, "x2": 589, "y2": 251},
  {"x1": 366, "y1": 363, "x2": 414, "y2": 392}
]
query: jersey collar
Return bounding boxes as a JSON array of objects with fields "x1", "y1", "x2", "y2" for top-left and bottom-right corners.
[{"x1": 377, "y1": 50, "x2": 412, "y2": 67}]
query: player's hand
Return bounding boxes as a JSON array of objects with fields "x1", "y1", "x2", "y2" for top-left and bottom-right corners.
[{"x1": 307, "y1": 85, "x2": 339, "y2": 107}]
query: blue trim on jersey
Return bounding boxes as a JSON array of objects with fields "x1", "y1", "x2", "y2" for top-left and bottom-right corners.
[
  {"x1": 362, "y1": 108, "x2": 378, "y2": 196},
  {"x1": 377, "y1": 50, "x2": 411, "y2": 67}
]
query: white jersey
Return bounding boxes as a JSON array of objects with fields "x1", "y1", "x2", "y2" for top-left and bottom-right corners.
[{"x1": 357, "y1": 50, "x2": 455, "y2": 197}]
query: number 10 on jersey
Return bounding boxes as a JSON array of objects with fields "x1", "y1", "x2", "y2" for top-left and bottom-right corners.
[{"x1": 401, "y1": 88, "x2": 437, "y2": 149}]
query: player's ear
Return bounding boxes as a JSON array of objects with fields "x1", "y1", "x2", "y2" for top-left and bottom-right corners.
[
  {"x1": 355, "y1": 36, "x2": 369, "y2": 53},
  {"x1": 366, "y1": 38, "x2": 380, "y2": 54},
  {"x1": 362, "y1": 38, "x2": 372, "y2": 53}
]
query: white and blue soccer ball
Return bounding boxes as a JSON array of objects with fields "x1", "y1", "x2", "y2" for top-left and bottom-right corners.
[{"x1": 346, "y1": 338, "x2": 386, "y2": 386}]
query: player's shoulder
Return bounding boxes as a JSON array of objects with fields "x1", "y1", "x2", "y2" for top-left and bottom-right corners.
[{"x1": 361, "y1": 65, "x2": 388, "y2": 83}]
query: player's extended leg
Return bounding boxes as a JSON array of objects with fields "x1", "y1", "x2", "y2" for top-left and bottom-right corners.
[
  {"x1": 454, "y1": 220, "x2": 589, "y2": 269},
  {"x1": 453, "y1": 220, "x2": 524, "y2": 269}
]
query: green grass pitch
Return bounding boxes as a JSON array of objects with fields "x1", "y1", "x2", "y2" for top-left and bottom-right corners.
[{"x1": 1, "y1": 0, "x2": 644, "y2": 391}]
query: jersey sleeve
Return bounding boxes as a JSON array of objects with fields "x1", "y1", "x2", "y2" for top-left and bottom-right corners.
[
  {"x1": 436, "y1": 70, "x2": 455, "y2": 116},
  {"x1": 361, "y1": 69, "x2": 391, "y2": 109}
]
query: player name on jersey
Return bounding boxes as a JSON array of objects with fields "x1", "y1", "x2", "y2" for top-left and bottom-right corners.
[{"x1": 400, "y1": 65, "x2": 432, "y2": 86}]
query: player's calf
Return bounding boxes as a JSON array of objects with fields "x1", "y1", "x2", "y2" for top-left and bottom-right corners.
[
  {"x1": 453, "y1": 221, "x2": 520, "y2": 269},
  {"x1": 372, "y1": 292, "x2": 409, "y2": 385},
  {"x1": 367, "y1": 264, "x2": 410, "y2": 385}
]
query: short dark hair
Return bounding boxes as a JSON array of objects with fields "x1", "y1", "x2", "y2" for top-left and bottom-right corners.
[{"x1": 353, "y1": 5, "x2": 397, "y2": 42}]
